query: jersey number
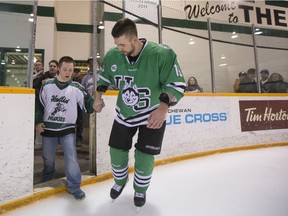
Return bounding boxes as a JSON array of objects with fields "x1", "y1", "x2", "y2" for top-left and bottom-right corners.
[
  {"x1": 134, "y1": 88, "x2": 151, "y2": 111},
  {"x1": 174, "y1": 64, "x2": 183, "y2": 77}
]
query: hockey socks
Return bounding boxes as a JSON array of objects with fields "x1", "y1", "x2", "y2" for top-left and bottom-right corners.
[
  {"x1": 110, "y1": 147, "x2": 129, "y2": 199},
  {"x1": 110, "y1": 147, "x2": 155, "y2": 208},
  {"x1": 133, "y1": 149, "x2": 154, "y2": 193}
]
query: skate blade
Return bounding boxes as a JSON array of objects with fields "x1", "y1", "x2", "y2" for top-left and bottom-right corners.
[
  {"x1": 111, "y1": 199, "x2": 116, "y2": 203},
  {"x1": 136, "y1": 207, "x2": 141, "y2": 213}
]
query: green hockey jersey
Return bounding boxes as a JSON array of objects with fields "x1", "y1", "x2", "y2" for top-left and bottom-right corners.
[{"x1": 98, "y1": 39, "x2": 186, "y2": 127}]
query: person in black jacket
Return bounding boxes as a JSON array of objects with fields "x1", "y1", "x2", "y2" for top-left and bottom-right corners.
[
  {"x1": 42, "y1": 60, "x2": 59, "y2": 81},
  {"x1": 268, "y1": 73, "x2": 288, "y2": 93},
  {"x1": 239, "y1": 68, "x2": 258, "y2": 93}
]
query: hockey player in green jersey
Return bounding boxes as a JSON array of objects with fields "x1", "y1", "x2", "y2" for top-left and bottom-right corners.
[{"x1": 93, "y1": 18, "x2": 186, "y2": 210}]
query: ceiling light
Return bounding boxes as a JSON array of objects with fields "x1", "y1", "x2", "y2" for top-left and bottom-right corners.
[
  {"x1": 255, "y1": 29, "x2": 263, "y2": 35},
  {"x1": 1, "y1": 60, "x2": 5, "y2": 65},
  {"x1": 219, "y1": 63, "x2": 227, "y2": 67},
  {"x1": 28, "y1": 14, "x2": 34, "y2": 22},
  {"x1": 231, "y1": 31, "x2": 238, "y2": 39},
  {"x1": 221, "y1": 54, "x2": 226, "y2": 59},
  {"x1": 98, "y1": 21, "x2": 105, "y2": 30},
  {"x1": 16, "y1": 46, "x2": 21, "y2": 52},
  {"x1": 188, "y1": 38, "x2": 195, "y2": 45},
  {"x1": 11, "y1": 60, "x2": 15, "y2": 65}
]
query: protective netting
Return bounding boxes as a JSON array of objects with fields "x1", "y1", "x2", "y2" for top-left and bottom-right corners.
[
  {"x1": 102, "y1": 0, "x2": 287, "y2": 50},
  {"x1": 101, "y1": 0, "x2": 288, "y2": 92}
]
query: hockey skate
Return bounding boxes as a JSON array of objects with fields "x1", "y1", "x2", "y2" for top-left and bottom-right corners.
[
  {"x1": 110, "y1": 181, "x2": 127, "y2": 202},
  {"x1": 134, "y1": 192, "x2": 146, "y2": 213}
]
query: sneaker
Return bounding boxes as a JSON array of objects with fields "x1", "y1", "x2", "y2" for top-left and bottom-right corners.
[
  {"x1": 134, "y1": 192, "x2": 146, "y2": 207},
  {"x1": 34, "y1": 178, "x2": 50, "y2": 185},
  {"x1": 110, "y1": 183, "x2": 126, "y2": 200},
  {"x1": 69, "y1": 189, "x2": 86, "y2": 200}
]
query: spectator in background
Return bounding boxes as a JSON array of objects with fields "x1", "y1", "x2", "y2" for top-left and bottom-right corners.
[
  {"x1": 24, "y1": 60, "x2": 45, "y2": 94},
  {"x1": 23, "y1": 60, "x2": 45, "y2": 147},
  {"x1": 81, "y1": 57, "x2": 101, "y2": 95},
  {"x1": 80, "y1": 57, "x2": 101, "y2": 156},
  {"x1": 185, "y1": 76, "x2": 203, "y2": 92},
  {"x1": 73, "y1": 68, "x2": 82, "y2": 83},
  {"x1": 268, "y1": 73, "x2": 288, "y2": 93},
  {"x1": 42, "y1": 60, "x2": 59, "y2": 82},
  {"x1": 260, "y1": 69, "x2": 270, "y2": 93},
  {"x1": 73, "y1": 68, "x2": 84, "y2": 147},
  {"x1": 239, "y1": 68, "x2": 258, "y2": 93},
  {"x1": 233, "y1": 71, "x2": 247, "y2": 92}
]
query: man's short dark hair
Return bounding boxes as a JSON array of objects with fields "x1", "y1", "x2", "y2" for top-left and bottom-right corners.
[
  {"x1": 238, "y1": 71, "x2": 247, "y2": 77},
  {"x1": 111, "y1": 18, "x2": 138, "y2": 39},
  {"x1": 34, "y1": 60, "x2": 43, "y2": 66},
  {"x1": 49, "y1": 60, "x2": 59, "y2": 67},
  {"x1": 74, "y1": 68, "x2": 80, "y2": 73},
  {"x1": 260, "y1": 69, "x2": 269, "y2": 75},
  {"x1": 247, "y1": 68, "x2": 256, "y2": 75}
]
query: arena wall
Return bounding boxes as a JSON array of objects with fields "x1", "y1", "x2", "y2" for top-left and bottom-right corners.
[
  {"x1": 95, "y1": 92, "x2": 288, "y2": 175},
  {"x1": 0, "y1": 87, "x2": 35, "y2": 204},
  {"x1": 0, "y1": 89, "x2": 287, "y2": 207}
]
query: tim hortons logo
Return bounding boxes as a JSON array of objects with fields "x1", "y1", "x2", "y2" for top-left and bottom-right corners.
[{"x1": 239, "y1": 100, "x2": 288, "y2": 132}]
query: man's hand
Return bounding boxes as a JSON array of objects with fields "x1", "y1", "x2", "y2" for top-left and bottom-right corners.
[
  {"x1": 93, "y1": 99, "x2": 105, "y2": 113},
  {"x1": 147, "y1": 102, "x2": 169, "y2": 129},
  {"x1": 36, "y1": 123, "x2": 45, "y2": 133},
  {"x1": 93, "y1": 90, "x2": 105, "y2": 113}
]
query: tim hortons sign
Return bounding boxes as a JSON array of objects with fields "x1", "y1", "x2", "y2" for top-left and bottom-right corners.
[{"x1": 239, "y1": 100, "x2": 288, "y2": 132}]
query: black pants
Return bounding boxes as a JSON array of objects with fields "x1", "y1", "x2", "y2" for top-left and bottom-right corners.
[{"x1": 108, "y1": 120, "x2": 166, "y2": 155}]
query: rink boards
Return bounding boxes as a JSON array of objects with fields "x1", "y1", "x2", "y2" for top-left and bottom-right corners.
[
  {"x1": 95, "y1": 92, "x2": 288, "y2": 175},
  {"x1": 0, "y1": 88, "x2": 287, "y2": 207},
  {"x1": 0, "y1": 87, "x2": 35, "y2": 205}
]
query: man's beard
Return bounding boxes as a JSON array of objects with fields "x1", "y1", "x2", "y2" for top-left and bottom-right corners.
[{"x1": 122, "y1": 43, "x2": 135, "y2": 57}]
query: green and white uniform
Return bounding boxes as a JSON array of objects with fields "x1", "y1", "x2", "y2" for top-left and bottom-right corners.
[
  {"x1": 98, "y1": 39, "x2": 186, "y2": 127},
  {"x1": 35, "y1": 78, "x2": 95, "y2": 137},
  {"x1": 99, "y1": 39, "x2": 186, "y2": 194}
]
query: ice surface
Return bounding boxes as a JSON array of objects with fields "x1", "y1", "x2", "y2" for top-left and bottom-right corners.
[{"x1": 5, "y1": 147, "x2": 288, "y2": 216}]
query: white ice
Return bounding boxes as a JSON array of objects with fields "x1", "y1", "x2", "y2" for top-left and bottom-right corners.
[{"x1": 5, "y1": 147, "x2": 288, "y2": 216}]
